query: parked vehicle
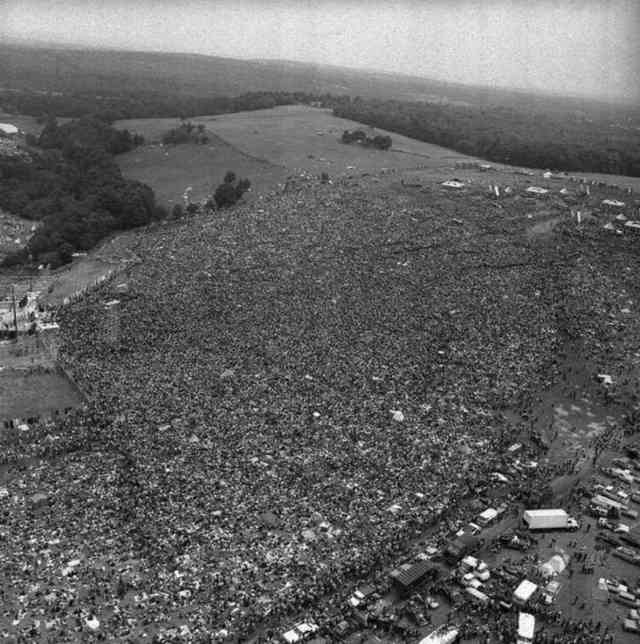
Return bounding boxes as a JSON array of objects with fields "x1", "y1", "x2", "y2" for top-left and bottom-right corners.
[{"x1": 523, "y1": 509, "x2": 579, "y2": 531}]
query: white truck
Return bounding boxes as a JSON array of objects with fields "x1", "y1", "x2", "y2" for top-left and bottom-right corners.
[{"x1": 523, "y1": 509, "x2": 579, "y2": 532}]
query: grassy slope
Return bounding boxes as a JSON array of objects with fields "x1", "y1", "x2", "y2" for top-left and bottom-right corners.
[
  {"x1": 116, "y1": 106, "x2": 478, "y2": 204},
  {"x1": 117, "y1": 106, "x2": 640, "y2": 206}
]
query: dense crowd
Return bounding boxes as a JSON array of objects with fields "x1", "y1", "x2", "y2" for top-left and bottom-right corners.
[{"x1": 1, "y1": 175, "x2": 639, "y2": 641}]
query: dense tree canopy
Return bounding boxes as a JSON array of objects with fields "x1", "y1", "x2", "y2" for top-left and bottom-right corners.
[
  {"x1": 334, "y1": 97, "x2": 640, "y2": 177},
  {"x1": 1, "y1": 117, "x2": 161, "y2": 268},
  {"x1": 213, "y1": 171, "x2": 251, "y2": 208}
]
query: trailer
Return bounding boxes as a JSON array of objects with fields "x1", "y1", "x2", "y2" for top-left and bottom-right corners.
[
  {"x1": 517, "y1": 612, "x2": 535, "y2": 644},
  {"x1": 522, "y1": 509, "x2": 578, "y2": 531}
]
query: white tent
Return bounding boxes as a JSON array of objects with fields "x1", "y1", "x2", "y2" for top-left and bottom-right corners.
[
  {"x1": 419, "y1": 626, "x2": 460, "y2": 644},
  {"x1": 0, "y1": 123, "x2": 18, "y2": 135},
  {"x1": 539, "y1": 553, "x2": 568, "y2": 578}
]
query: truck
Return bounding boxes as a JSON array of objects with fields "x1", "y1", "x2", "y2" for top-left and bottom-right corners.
[{"x1": 522, "y1": 509, "x2": 579, "y2": 532}]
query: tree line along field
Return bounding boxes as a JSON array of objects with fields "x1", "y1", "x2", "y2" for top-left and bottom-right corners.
[{"x1": 115, "y1": 106, "x2": 478, "y2": 204}]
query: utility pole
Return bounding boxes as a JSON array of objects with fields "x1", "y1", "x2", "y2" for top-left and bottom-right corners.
[{"x1": 11, "y1": 285, "x2": 18, "y2": 339}]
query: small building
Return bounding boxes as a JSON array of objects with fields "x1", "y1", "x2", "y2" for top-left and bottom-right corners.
[
  {"x1": 390, "y1": 560, "x2": 440, "y2": 595},
  {"x1": 442, "y1": 180, "x2": 465, "y2": 189},
  {"x1": 526, "y1": 186, "x2": 549, "y2": 195}
]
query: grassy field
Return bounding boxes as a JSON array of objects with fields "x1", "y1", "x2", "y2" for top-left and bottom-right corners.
[
  {"x1": 0, "y1": 369, "x2": 82, "y2": 419},
  {"x1": 116, "y1": 106, "x2": 478, "y2": 205},
  {"x1": 197, "y1": 105, "x2": 474, "y2": 171},
  {"x1": 116, "y1": 131, "x2": 289, "y2": 205},
  {"x1": 117, "y1": 106, "x2": 640, "y2": 199}
]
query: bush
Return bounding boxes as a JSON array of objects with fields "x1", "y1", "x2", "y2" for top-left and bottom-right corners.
[{"x1": 214, "y1": 172, "x2": 251, "y2": 208}]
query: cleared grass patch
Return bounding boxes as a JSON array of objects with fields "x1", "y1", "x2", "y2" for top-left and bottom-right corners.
[
  {"x1": 0, "y1": 369, "x2": 83, "y2": 419},
  {"x1": 115, "y1": 106, "x2": 477, "y2": 205},
  {"x1": 116, "y1": 133, "x2": 288, "y2": 205}
]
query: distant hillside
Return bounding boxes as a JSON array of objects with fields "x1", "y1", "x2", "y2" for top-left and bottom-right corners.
[{"x1": 2, "y1": 43, "x2": 638, "y2": 122}]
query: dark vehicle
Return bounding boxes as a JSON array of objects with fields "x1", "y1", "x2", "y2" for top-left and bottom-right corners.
[
  {"x1": 621, "y1": 533, "x2": 640, "y2": 548},
  {"x1": 625, "y1": 445, "x2": 640, "y2": 459},
  {"x1": 444, "y1": 534, "x2": 480, "y2": 564}
]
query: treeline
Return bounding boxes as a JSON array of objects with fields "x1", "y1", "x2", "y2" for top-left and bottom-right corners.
[
  {"x1": 341, "y1": 129, "x2": 392, "y2": 150},
  {"x1": 333, "y1": 98, "x2": 640, "y2": 177},
  {"x1": 37, "y1": 115, "x2": 144, "y2": 154},
  {"x1": 1, "y1": 116, "x2": 163, "y2": 268},
  {"x1": 0, "y1": 89, "x2": 334, "y2": 121},
  {"x1": 162, "y1": 121, "x2": 209, "y2": 145}
]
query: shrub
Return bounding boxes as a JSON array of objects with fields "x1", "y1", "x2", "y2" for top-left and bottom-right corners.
[{"x1": 213, "y1": 172, "x2": 251, "y2": 209}]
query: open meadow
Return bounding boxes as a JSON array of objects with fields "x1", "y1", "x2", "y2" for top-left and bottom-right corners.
[
  {"x1": 116, "y1": 132, "x2": 288, "y2": 206},
  {"x1": 0, "y1": 369, "x2": 83, "y2": 419},
  {"x1": 116, "y1": 106, "x2": 477, "y2": 205},
  {"x1": 117, "y1": 106, "x2": 640, "y2": 207}
]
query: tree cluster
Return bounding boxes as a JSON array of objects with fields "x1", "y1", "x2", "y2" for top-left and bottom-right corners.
[
  {"x1": 1, "y1": 118, "x2": 163, "y2": 269},
  {"x1": 38, "y1": 115, "x2": 143, "y2": 155},
  {"x1": 213, "y1": 171, "x2": 251, "y2": 208},
  {"x1": 334, "y1": 98, "x2": 640, "y2": 177},
  {"x1": 341, "y1": 129, "x2": 392, "y2": 150},
  {"x1": 162, "y1": 122, "x2": 209, "y2": 145}
]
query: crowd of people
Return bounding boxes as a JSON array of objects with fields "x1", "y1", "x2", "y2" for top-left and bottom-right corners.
[{"x1": 1, "y1": 173, "x2": 639, "y2": 641}]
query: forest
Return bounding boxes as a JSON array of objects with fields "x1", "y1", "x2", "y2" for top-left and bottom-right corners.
[
  {"x1": 0, "y1": 89, "x2": 331, "y2": 121},
  {"x1": 333, "y1": 97, "x2": 640, "y2": 177},
  {"x1": 0, "y1": 116, "x2": 163, "y2": 268}
]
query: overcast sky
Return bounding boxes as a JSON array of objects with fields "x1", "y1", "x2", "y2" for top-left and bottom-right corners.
[{"x1": 3, "y1": 0, "x2": 639, "y2": 101}]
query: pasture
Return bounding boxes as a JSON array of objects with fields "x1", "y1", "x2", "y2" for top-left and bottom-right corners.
[
  {"x1": 117, "y1": 105, "x2": 640, "y2": 204},
  {"x1": 198, "y1": 105, "x2": 474, "y2": 173},
  {"x1": 116, "y1": 106, "x2": 477, "y2": 204},
  {"x1": 116, "y1": 132, "x2": 288, "y2": 205}
]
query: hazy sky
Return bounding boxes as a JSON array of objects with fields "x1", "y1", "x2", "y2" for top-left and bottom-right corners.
[{"x1": 3, "y1": 0, "x2": 639, "y2": 101}]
